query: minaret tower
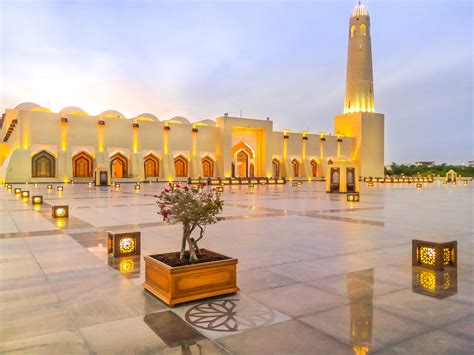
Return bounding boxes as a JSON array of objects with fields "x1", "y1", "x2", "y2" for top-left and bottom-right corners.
[
  {"x1": 334, "y1": 2, "x2": 384, "y2": 177},
  {"x1": 344, "y1": 2, "x2": 374, "y2": 114}
]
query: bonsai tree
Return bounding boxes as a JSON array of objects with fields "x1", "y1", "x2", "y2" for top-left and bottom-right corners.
[{"x1": 156, "y1": 183, "x2": 224, "y2": 263}]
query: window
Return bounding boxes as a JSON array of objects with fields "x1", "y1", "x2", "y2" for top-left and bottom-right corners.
[
  {"x1": 350, "y1": 25, "x2": 356, "y2": 38},
  {"x1": 360, "y1": 24, "x2": 367, "y2": 36}
]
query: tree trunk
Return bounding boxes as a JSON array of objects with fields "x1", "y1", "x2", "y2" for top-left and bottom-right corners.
[
  {"x1": 180, "y1": 225, "x2": 189, "y2": 260},
  {"x1": 186, "y1": 235, "x2": 199, "y2": 263}
]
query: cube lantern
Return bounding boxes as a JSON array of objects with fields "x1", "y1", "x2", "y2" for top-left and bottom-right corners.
[
  {"x1": 412, "y1": 269, "x2": 457, "y2": 299},
  {"x1": 134, "y1": 184, "x2": 140, "y2": 190},
  {"x1": 57, "y1": 186, "x2": 63, "y2": 191},
  {"x1": 260, "y1": 180, "x2": 267, "y2": 185},
  {"x1": 52, "y1": 205, "x2": 69, "y2": 218},
  {"x1": 115, "y1": 183, "x2": 121, "y2": 188},
  {"x1": 32, "y1": 196, "x2": 43, "y2": 205},
  {"x1": 249, "y1": 184, "x2": 255, "y2": 188},
  {"x1": 412, "y1": 240, "x2": 457, "y2": 271},
  {"x1": 6, "y1": 184, "x2": 12, "y2": 190},
  {"x1": 416, "y1": 183, "x2": 422, "y2": 188},
  {"x1": 21, "y1": 191, "x2": 30, "y2": 198},
  {"x1": 292, "y1": 182, "x2": 299, "y2": 187},
  {"x1": 14, "y1": 188, "x2": 21, "y2": 194},
  {"x1": 216, "y1": 186, "x2": 224, "y2": 193},
  {"x1": 368, "y1": 182, "x2": 374, "y2": 187},
  {"x1": 47, "y1": 184, "x2": 53, "y2": 190},
  {"x1": 347, "y1": 193, "x2": 360, "y2": 202},
  {"x1": 88, "y1": 182, "x2": 93, "y2": 188},
  {"x1": 108, "y1": 231, "x2": 141, "y2": 257}
]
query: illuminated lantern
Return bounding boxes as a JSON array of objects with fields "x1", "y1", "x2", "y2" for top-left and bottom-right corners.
[
  {"x1": 416, "y1": 183, "x2": 422, "y2": 188},
  {"x1": 115, "y1": 183, "x2": 121, "y2": 188},
  {"x1": 108, "y1": 231, "x2": 141, "y2": 257},
  {"x1": 347, "y1": 193, "x2": 360, "y2": 202},
  {"x1": 21, "y1": 191, "x2": 30, "y2": 198},
  {"x1": 57, "y1": 186, "x2": 63, "y2": 192},
  {"x1": 52, "y1": 205, "x2": 69, "y2": 218},
  {"x1": 14, "y1": 188, "x2": 21, "y2": 194},
  {"x1": 412, "y1": 269, "x2": 457, "y2": 299},
  {"x1": 34, "y1": 183, "x2": 38, "y2": 187},
  {"x1": 393, "y1": 178, "x2": 398, "y2": 183},
  {"x1": 47, "y1": 185, "x2": 53, "y2": 190},
  {"x1": 249, "y1": 184, "x2": 255, "y2": 188},
  {"x1": 277, "y1": 179, "x2": 285, "y2": 184},
  {"x1": 260, "y1": 180, "x2": 267, "y2": 185},
  {"x1": 134, "y1": 184, "x2": 140, "y2": 190},
  {"x1": 32, "y1": 196, "x2": 43, "y2": 205},
  {"x1": 412, "y1": 239, "x2": 457, "y2": 271},
  {"x1": 216, "y1": 186, "x2": 224, "y2": 193},
  {"x1": 368, "y1": 182, "x2": 374, "y2": 187},
  {"x1": 88, "y1": 182, "x2": 93, "y2": 188},
  {"x1": 292, "y1": 182, "x2": 299, "y2": 187},
  {"x1": 6, "y1": 184, "x2": 12, "y2": 190}
]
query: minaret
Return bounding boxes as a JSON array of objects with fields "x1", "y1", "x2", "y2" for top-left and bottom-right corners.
[
  {"x1": 334, "y1": 2, "x2": 384, "y2": 178},
  {"x1": 344, "y1": 2, "x2": 374, "y2": 114}
]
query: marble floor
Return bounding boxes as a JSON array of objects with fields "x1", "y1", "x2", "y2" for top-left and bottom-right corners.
[{"x1": 0, "y1": 181, "x2": 472, "y2": 354}]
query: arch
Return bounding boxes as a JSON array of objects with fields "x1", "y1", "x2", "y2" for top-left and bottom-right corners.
[
  {"x1": 15, "y1": 102, "x2": 50, "y2": 112},
  {"x1": 360, "y1": 23, "x2": 367, "y2": 36},
  {"x1": 194, "y1": 119, "x2": 216, "y2": 127},
  {"x1": 235, "y1": 150, "x2": 249, "y2": 178},
  {"x1": 249, "y1": 163, "x2": 255, "y2": 177},
  {"x1": 167, "y1": 116, "x2": 190, "y2": 125},
  {"x1": 291, "y1": 159, "x2": 300, "y2": 178},
  {"x1": 350, "y1": 25, "x2": 356, "y2": 38},
  {"x1": 144, "y1": 154, "x2": 160, "y2": 177},
  {"x1": 60, "y1": 106, "x2": 88, "y2": 116},
  {"x1": 32, "y1": 150, "x2": 55, "y2": 178},
  {"x1": 231, "y1": 141, "x2": 254, "y2": 159},
  {"x1": 73, "y1": 152, "x2": 93, "y2": 177},
  {"x1": 174, "y1": 155, "x2": 188, "y2": 177},
  {"x1": 99, "y1": 110, "x2": 125, "y2": 119},
  {"x1": 272, "y1": 158, "x2": 281, "y2": 177},
  {"x1": 310, "y1": 159, "x2": 318, "y2": 177},
  {"x1": 110, "y1": 152, "x2": 128, "y2": 179},
  {"x1": 135, "y1": 113, "x2": 159, "y2": 122},
  {"x1": 202, "y1": 156, "x2": 214, "y2": 178}
]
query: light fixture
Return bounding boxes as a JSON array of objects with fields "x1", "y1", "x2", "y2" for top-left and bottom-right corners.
[
  {"x1": 134, "y1": 184, "x2": 140, "y2": 190},
  {"x1": 47, "y1": 185, "x2": 53, "y2": 190},
  {"x1": 52, "y1": 205, "x2": 69, "y2": 218},
  {"x1": 14, "y1": 188, "x2": 21, "y2": 194},
  {"x1": 249, "y1": 184, "x2": 255, "y2": 188},
  {"x1": 216, "y1": 186, "x2": 224, "y2": 193},
  {"x1": 34, "y1": 183, "x2": 38, "y2": 187},
  {"x1": 88, "y1": 182, "x2": 93, "y2": 188},
  {"x1": 368, "y1": 182, "x2": 374, "y2": 187},
  {"x1": 412, "y1": 268, "x2": 457, "y2": 299},
  {"x1": 412, "y1": 239, "x2": 457, "y2": 271},
  {"x1": 32, "y1": 196, "x2": 43, "y2": 205},
  {"x1": 108, "y1": 231, "x2": 141, "y2": 257},
  {"x1": 416, "y1": 183, "x2": 422, "y2": 188},
  {"x1": 347, "y1": 193, "x2": 360, "y2": 202},
  {"x1": 21, "y1": 191, "x2": 30, "y2": 198},
  {"x1": 6, "y1": 184, "x2": 12, "y2": 190},
  {"x1": 292, "y1": 182, "x2": 299, "y2": 187},
  {"x1": 57, "y1": 186, "x2": 63, "y2": 191},
  {"x1": 115, "y1": 183, "x2": 120, "y2": 188}
]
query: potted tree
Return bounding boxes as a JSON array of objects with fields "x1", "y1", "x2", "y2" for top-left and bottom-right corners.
[{"x1": 144, "y1": 184, "x2": 239, "y2": 305}]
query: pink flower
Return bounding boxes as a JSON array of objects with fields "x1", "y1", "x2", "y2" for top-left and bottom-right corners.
[
  {"x1": 164, "y1": 188, "x2": 169, "y2": 192},
  {"x1": 184, "y1": 186, "x2": 189, "y2": 191}
]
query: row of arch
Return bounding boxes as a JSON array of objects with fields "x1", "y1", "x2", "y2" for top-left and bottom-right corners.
[
  {"x1": 30, "y1": 150, "x2": 216, "y2": 179},
  {"x1": 272, "y1": 158, "x2": 319, "y2": 178},
  {"x1": 350, "y1": 23, "x2": 368, "y2": 37}
]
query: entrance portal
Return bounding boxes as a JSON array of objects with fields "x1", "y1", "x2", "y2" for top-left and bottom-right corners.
[{"x1": 330, "y1": 168, "x2": 340, "y2": 192}]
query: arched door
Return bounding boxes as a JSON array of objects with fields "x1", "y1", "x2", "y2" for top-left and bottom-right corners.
[
  {"x1": 73, "y1": 152, "x2": 93, "y2": 177},
  {"x1": 291, "y1": 159, "x2": 299, "y2": 178},
  {"x1": 202, "y1": 157, "x2": 214, "y2": 178},
  {"x1": 32, "y1": 151, "x2": 55, "y2": 177},
  {"x1": 330, "y1": 168, "x2": 340, "y2": 192},
  {"x1": 110, "y1": 153, "x2": 128, "y2": 179},
  {"x1": 310, "y1": 160, "x2": 318, "y2": 178},
  {"x1": 236, "y1": 150, "x2": 249, "y2": 178},
  {"x1": 144, "y1": 154, "x2": 159, "y2": 178},
  {"x1": 174, "y1": 156, "x2": 188, "y2": 177},
  {"x1": 272, "y1": 159, "x2": 280, "y2": 177},
  {"x1": 347, "y1": 168, "x2": 355, "y2": 192}
]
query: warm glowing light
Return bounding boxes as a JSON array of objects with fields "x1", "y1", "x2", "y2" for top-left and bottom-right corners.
[
  {"x1": 119, "y1": 258, "x2": 134, "y2": 273},
  {"x1": 132, "y1": 126, "x2": 138, "y2": 154},
  {"x1": 115, "y1": 183, "x2": 121, "y2": 188},
  {"x1": 57, "y1": 186, "x2": 63, "y2": 191},
  {"x1": 98, "y1": 125, "x2": 104, "y2": 152},
  {"x1": 14, "y1": 188, "x2": 21, "y2": 194},
  {"x1": 32, "y1": 196, "x2": 43, "y2": 205},
  {"x1": 134, "y1": 184, "x2": 140, "y2": 190},
  {"x1": 52, "y1": 205, "x2": 69, "y2": 218},
  {"x1": 61, "y1": 122, "x2": 67, "y2": 151},
  {"x1": 21, "y1": 191, "x2": 29, "y2": 198},
  {"x1": 119, "y1": 237, "x2": 136, "y2": 254}
]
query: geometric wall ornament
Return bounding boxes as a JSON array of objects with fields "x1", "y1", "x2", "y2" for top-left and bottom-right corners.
[
  {"x1": 107, "y1": 231, "x2": 141, "y2": 258},
  {"x1": 412, "y1": 239, "x2": 457, "y2": 271}
]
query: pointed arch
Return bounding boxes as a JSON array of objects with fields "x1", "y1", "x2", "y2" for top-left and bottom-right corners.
[
  {"x1": 272, "y1": 158, "x2": 281, "y2": 177},
  {"x1": 32, "y1": 150, "x2": 56, "y2": 177},
  {"x1": 291, "y1": 159, "x2": 300, "y2": 178},
  {"x1": 110, "y1": 152, "x2": 128, "y2": 179},
  {"x1": 310, "y1": 159, "x2": 318, "y2": 178},
  {"x1": 231, "y1": 141, "x2": 254, "y2": 159},
  {"x1": 350, "y1": 25, "x2": 356, "y2": 38},
  {"x1": 202, "y1": 156, "x2": 214, "y2": 178},
  {"x1": 144, "y1": 154, "x2": 160, "y2": 178},
  {"x1": 174, "y1": 155, "x2": 188, "y2": 177},
  {"x1": 360, "y1": 23, "x2": 367, "y2": 36},
  {"x1": 73, "y1": 151, "x2": 93, "y2": 177}
]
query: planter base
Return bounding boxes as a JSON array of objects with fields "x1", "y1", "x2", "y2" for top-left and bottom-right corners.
[{"x1": 144, "y1": 252, "x2": 239, "y2": 306}]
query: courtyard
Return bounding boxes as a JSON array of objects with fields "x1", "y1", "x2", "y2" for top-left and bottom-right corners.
[{"x1": 0, "y1": 181, "x2": 472, "y2": 354}]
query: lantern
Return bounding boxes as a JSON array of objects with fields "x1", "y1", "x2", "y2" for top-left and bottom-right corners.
[
  {"x1": 115, "y1": 183, "x2": 121, "y2": 188},
  {"x1": 108, "y1": 231, "x2": 141, "y2": 257},
  {"x1": 216, "y1": 186, "x2": 224, "y2": 193},
  {"x1": 368, "y1": 182, "x2": 374, "y2": 187},
  {"x1": 412, "y1": 269, "x2": 457, "y2": 299},
  {"x1": 249, "y1": 184, "x2": 255, "y2": 188},
  {"x1": 21, "y1": 191, "x2": 30, "y2": 198},
  {"x1": 52, "y1": 205, "x2": 69, "y2": 218},
  {"x1": 6, "y1": 184, "x2": 12, "y2": 190},
  {"x1": 412, "y1": 240, "x2": 457, "y2": 271},
  {"x1": 347, "y1": 193, "x2": 360, "y2": 202},
  {"x1": 416, "y1": 183, "x2": 422, "y2": 188},
  {"x1": 57, "y1": 186, "x2": 63, "y2": 192},
  {"x1": 88, "y1": 182, "x2": 93, "y2": 188},
  {"x1": 14, "y1": 188, "x2": 21, "y2": 194},
  {"x1": 260, "y1": 180, "x2": 267, "y2": 185},
  {"x1": 47, "y1": 185, "x2": 53, "y2": 190},
  {"x1": 32, "y1": 196, "x2": 43, "y2": 205},
  {"x1": 134, "y1": 184, "x2": 140, "y2": 190},
  {"x1": 292, "y1": 182, "x2": 299, "y2": 187}
]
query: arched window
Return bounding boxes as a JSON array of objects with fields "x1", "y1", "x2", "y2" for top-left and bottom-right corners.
[
  {"x1": 32, "y1": 150, "x2": 55, "y2": 178},
  {"x1": 272, "y1": 158, "x2": 280, "y2": 177},
  {"x1": 73, "y1": 152, "x2": 93, "y2": 178},
  {"x1": 174, "y1": 156, "x2": 188, "y2": 177},
  {"x1": 350, "y1": 25, "x2": 356, "y2": 38},
  {"x1": 110, "y1": 152, "x2": 128, "y2": 179},
  {"x1": 360, "y1": 24, "x2": 367, "y2": 36},
  {"x1": 144, "y1": 154, "x2": 159, "y2": 178},
  {"x1": 291, "y1": 159, "x2": 299, "y2": 178},
  {"x1": 310, "y1": 160, "x2": 318, "y2": 178},
  {"x1": 202, "y1": 156, "x2": 214, "y2": 178}
]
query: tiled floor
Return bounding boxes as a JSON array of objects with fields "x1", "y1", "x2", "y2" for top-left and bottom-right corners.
[{"x1": 0, "y1": 181, "x2": 472, "y2": 354}]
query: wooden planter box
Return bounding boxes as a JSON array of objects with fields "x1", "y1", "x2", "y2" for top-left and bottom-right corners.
[{"x1": 144, "y1": 252, "x2": 239, "y2": 306}]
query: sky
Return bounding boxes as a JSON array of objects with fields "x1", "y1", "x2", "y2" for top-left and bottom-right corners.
[{"x1": 0, "y1": 0, "x2": 472, "y2": 164}]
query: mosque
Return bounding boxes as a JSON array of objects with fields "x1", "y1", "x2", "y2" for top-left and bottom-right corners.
[{"x1": 0, "y1": 3, "x2": 384, "y2": 189}]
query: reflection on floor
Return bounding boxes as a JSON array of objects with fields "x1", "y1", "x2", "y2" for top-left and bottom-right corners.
[{"x1": 0, "y1": 181, "x2": 472, "y2": 354}]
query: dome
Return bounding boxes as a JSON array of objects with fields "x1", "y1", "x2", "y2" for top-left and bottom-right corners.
[
  {"x1": 134, "y1": 113, "x2": 159, "y2": 122},
  {"x1": 98, "y1": 110, "x2": 125, "y2": 119},
  {"x1": 167, "y1": 116, "x2": 190, "y2": 124},
  {"x1": 15, "y1": 102, "x2": 51, "y2": 112},
  {"x1": 351, "y1": 2, "x2": 369, "y2": 17},
  {"x1": 193, "y1": 119, "x2": 216, "y2": 127},
  {"x1": 60, "y1": 106, "x2": 88, "y2": 116}
]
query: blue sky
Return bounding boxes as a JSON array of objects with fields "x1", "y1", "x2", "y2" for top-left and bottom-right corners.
[{"x1": 1, "y1": 0, "x2": 472, "y2": 164}]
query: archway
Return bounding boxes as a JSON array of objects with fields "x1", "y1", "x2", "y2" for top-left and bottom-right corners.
[
  {"x1": 32, "y1": 150, "x2": 55, "y2": 178},
  {"x1": 144, "y1": 154, "x2": 160, "y2": 178},
  {"x1": 73, "y1": 152, "x2": 93, "y2": 178},
  {"x1": 310, "y1": 160, "x2": 318, "y2": 178},
  {"x1": 291, "y1": 159, "x2": 299, "y2": 178},
  {"x1": 110, "y1": 152, "x2": 128, "y2": 179},
  {"x1": 330, "y1": 168, "x2": 340, "y2": 192},
  {"x1": 272, "y1": 158, "x2": 280, "y2": 177},
  {"x1": 232, "y1": 142, "x2": 255, "y2": 178},
  {"x1": 202, "y1": 156, "x2": 214, "y2": 178},
  {"x1": 174, "y1": 155, "x2": 188, "y2": 177},
  {"x1": 347, "y1": 167, "x2": 355, "y2": 192},
  {"x1": 236, "y1": 150, "x2": 249, "y2": 178}
]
